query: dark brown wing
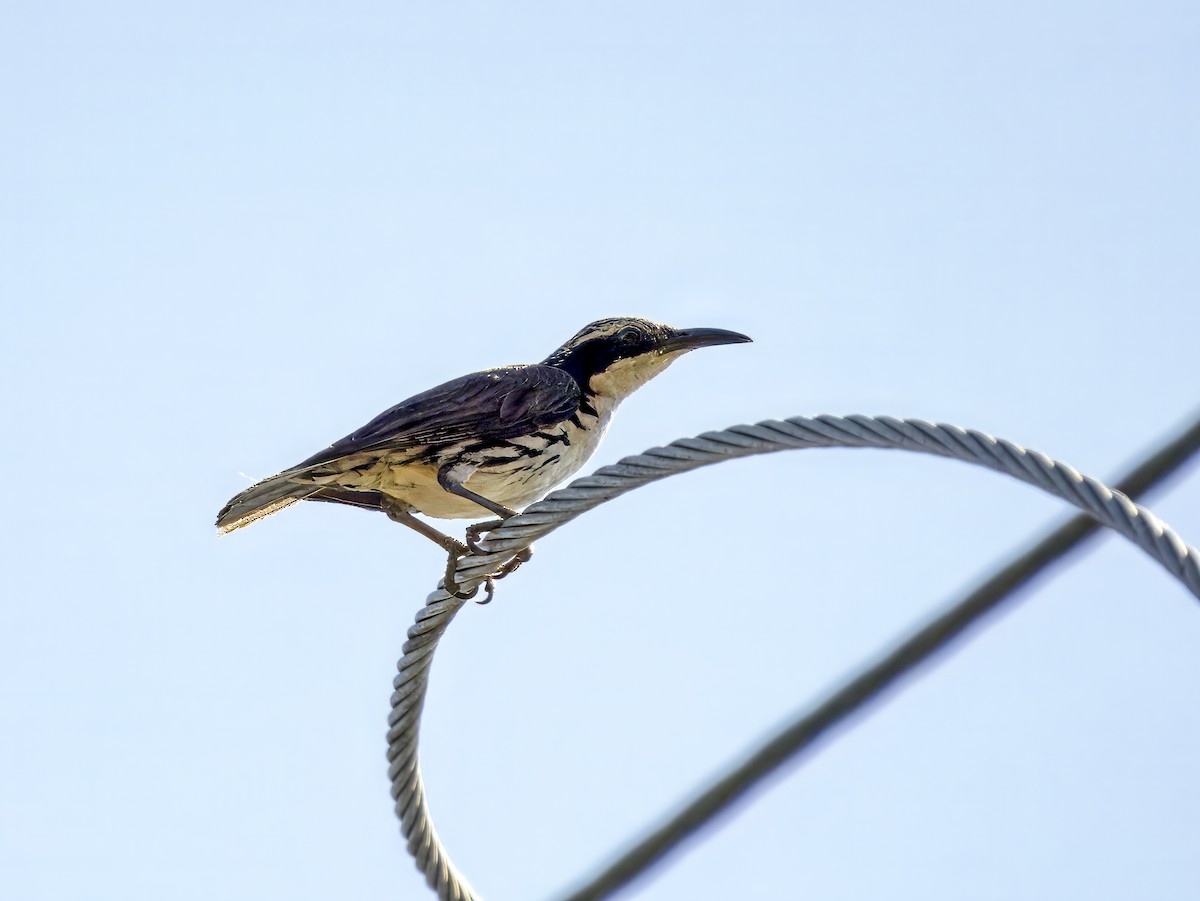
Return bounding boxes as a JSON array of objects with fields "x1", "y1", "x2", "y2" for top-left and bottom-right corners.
[{"x1": 296, "y1": 364, "x2": 581, "y2": 469}]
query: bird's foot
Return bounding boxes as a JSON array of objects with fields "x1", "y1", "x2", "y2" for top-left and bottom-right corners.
[
  {"x1": 494, "y1": 547, "x2": 533, "y2": 580},
  {"x1": 442, "y1": 549, "x2": 481, "y2": 601},
  {"x1": 442, "y1": 545, "x2": 533, "y2": 603},
  {"x1": 465, "y1": 518, "x2": 506, "y2": 554}
]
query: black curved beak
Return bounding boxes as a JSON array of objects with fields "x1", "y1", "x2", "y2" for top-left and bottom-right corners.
[{"x1": 660, "y1": 327, "x2": 753, "y2": 353}]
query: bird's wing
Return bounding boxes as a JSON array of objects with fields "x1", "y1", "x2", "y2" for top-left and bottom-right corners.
[{"x1": 296, "y1": 364, "x2": 581, "y2": 469}]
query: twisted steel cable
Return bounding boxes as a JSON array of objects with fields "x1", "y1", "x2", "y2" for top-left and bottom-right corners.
[{"x1": 387, "y1": 414, "x2": 1200, "y2": 900}]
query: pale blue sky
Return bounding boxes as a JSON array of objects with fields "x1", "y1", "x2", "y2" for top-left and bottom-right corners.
[{"x1": 2, "y1": 2, "x2": 1198, "y2": 899}]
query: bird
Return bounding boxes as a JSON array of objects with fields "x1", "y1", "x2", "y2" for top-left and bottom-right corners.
[{"x1": 216, "y1": 316, "x2": 751, "y2": 596}]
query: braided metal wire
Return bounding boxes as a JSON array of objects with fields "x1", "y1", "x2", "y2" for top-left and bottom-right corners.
[{"x1": 387, "y1": 414, "x2": 1200, "y2": 900}]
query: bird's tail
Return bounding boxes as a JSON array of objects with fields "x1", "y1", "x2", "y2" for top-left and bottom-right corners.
[{"x1": 216, "y1": 470, "x2": 320, "y2": 535}]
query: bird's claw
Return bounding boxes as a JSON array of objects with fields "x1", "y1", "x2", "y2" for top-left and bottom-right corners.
[
  {"x1": 441, "y1": 535, "x2": 485, "y2": 599},
  {"x1": 475, "y1": 576, "x2": 496, "y2": 604},
  {"x1": 443, "y1": 568, "x2": 477, "y2": 598},
  {"x1": 493, "y1": 547, "x2": 533, "y2": 580},
  {"x1": 465, "y1": 518, "x2": 506, "y2": 554},
  {"x1": 443, "y1": 571, "x2": 495, "y2": 604}
]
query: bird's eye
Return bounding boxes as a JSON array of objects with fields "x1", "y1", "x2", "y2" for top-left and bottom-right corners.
[{"x1": 616, "y1": 327, "x2": 641, "y2": 345}]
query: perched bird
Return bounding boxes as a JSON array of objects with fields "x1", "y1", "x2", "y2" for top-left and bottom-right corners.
[{"x1": 217, "y1": 316, "x2": 750, "y2": 594}]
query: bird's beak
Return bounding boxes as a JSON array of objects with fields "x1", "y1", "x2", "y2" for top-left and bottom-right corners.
[{"x1": 659, "y1": 327, "x2": 753, "y2": 353}]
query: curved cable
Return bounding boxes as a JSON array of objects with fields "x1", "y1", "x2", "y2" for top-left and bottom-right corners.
[
  {"x1": 387, "y1": 414, "x2": 1200, "y2": 900},
  {"x1": 554, "y1": 412, "x2": 1200, "y2": 901}
]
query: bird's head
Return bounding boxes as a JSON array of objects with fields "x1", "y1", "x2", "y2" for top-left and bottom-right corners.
[{"x1": 543, "y1": 317, "x2": 751, "y2": 403}]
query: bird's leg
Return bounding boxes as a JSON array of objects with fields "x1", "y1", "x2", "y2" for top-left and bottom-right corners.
[
  {"x1": 436, "y1": 465, "x2": 519, "y2": 520},
  {"x1": 381, "y1": 502, "x2": 478, "y2": 599},
  {"x1": 437, "y1": 465, "x2": 527, "y2": 573},
  {"x1": 382, "y1": 502, "x2": 469, "y2": 556}
]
